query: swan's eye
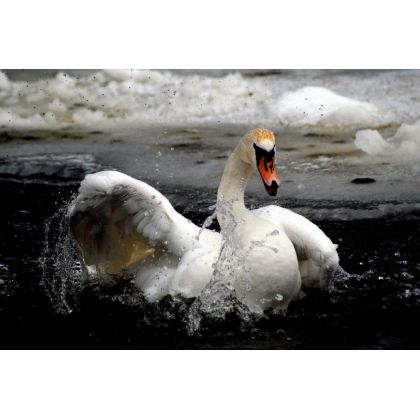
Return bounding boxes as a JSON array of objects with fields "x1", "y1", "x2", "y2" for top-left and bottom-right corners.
[
  {"x1": 253, "y1": 143, "x2": 275, "y2": 164},
  {"x1": 253, "y1": 143, "x2": 280, "y2": 196}
]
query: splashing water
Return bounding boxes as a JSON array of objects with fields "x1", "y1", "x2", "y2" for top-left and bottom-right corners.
[
  {"x1": 34, "y1": 183, "x2": 420, "y2": 346},
  {"x1": 195, "y1": 204, "x2": 217, "y2": 241},
  {"x1": 40, "y1": 201, "x2": 84, "y2": 314},
  {"x1": 186, "y1": 197, "x2": 258, "y2": 335}
]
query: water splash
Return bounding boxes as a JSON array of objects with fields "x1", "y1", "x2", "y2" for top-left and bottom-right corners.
[
  {"x1": 40, "y1": 200, "x2": 84, "y2": 314},
  {"x1": 195, "y1": 204, "x2": 217, "y2": 240},
  {"x1": 37, "y1": 188, "x2": 419, "y2": 344},
  {"x1": 186, "y1": 197, "x2": 257, "y2": 335}
]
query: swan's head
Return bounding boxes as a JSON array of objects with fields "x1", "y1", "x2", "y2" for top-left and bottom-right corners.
[{"x1": 240, "y1": 128, "x2": 280, "y2": 196}]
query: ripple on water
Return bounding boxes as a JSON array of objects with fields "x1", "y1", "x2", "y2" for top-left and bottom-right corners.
[
  {"x1": 1, "y1": 177, "x2": 419, "y2": 348},
  {"x1": 36, "y1": 200, "x2": 420, "y2": 349}
]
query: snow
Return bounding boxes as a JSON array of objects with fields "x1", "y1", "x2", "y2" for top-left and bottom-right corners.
[
  {"x1": 355, "y1": 120, "x2": 420, "y2": 160},
  {"x1": 276, "y1": 86, "x2": 391, "y2": 129}
]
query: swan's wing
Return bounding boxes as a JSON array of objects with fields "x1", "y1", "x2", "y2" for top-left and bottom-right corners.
[
  {"x1": 68, "y1": 170, "x2": 206, "y2": 275},
  {"x1": 252, "y1": 205, "x2": 339, "y2": 271}
]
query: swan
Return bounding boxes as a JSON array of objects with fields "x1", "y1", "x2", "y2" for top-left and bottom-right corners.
[{"x1": 68, "y1": 128, "x2": 339, "y2": 313}]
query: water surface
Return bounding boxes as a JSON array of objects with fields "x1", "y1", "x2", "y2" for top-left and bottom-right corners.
[{"x1": 0, "y1": 126, "x2": 419, "y2": 349}]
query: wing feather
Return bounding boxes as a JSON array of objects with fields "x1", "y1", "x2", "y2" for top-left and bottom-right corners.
[
  {"x1": 252, "y1": 205, "x2": 338, "y2": 266},
  {"x1": 68, "y1": 171, "x2": 205, "y2": 275},
  {"x1": 252, "y1": 205, "x2": 339, "y2": 292}
]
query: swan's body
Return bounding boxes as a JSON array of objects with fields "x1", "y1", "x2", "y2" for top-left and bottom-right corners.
[
  {"x1": 68, "y1": 128, "x2": 339, "y2": 313},
  {"x1": 252, "y1": 205, "x2": 338, "y2": 294},
  {"x1": 68, "y1": 171, "x2": 221, "y2": 301}
]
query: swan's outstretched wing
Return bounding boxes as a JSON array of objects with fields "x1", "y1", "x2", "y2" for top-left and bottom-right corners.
[
  {"x1": 252, "y1": 205, "x2": 339, "y2": 292},
  {"x1": 68, "y1": 171, "x2": 207, "y2": 275}
]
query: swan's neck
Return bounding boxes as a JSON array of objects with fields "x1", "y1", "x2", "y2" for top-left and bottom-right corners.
[{"x1": 217, "y1": 145, "x2": 253, "y2": 229}]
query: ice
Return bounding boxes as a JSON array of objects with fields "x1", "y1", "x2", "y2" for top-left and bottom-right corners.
[
  {"x1": 0, "y1": 70, "x2": 417, "y2": 131},
  {"x1": 355, "y1": 119, "x2": 420, "y2": 160},
  {"x1": 276, "y1": 86, "x2": 391, "y2": 129},
  {"x1": 72, "y1": 109, "x2": 109, "y2": 126},
  {"x1": 0, "y1": 70, "x2": 270, "y2": 129},
  {"x1": 0, "y1": 153, "x2": 102, "y2": 182},
  {"x1": 0, "y1": 109, "x2": 51, "y2": 129},
  {"x1": 0, "y1": 71, "x2": 9, "y2": 89}
]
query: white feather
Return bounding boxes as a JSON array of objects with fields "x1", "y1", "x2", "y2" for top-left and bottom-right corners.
[{"x1": 252, "y1": 205, "x2": 339, "y2": 293}]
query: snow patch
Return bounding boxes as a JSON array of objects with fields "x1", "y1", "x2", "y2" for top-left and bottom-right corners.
[
  {"x1": 0, "y1": 71, "x2": 396, "y2": 131},
  {"x1": 0, "y1": 71, "x2": 10, "y2": 90},
  {"x1": 277, "y1": 87, "x2": 391, "y2": 129},
  {"x1": 355, "y1": 120, "x2": 420, "y2": 160}
]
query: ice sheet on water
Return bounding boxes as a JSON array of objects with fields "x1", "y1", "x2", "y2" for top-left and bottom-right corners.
[
  {"x1": 0, "y1": 70, "x2": 399, "y2": 131},
  {"x1": 276, "y1": 86, "x2": 391, "y2": 129},
  {"x1": 355, "y1": 119, "x2": 420, "y2": 161},
  {"x1": 0, "y1": 72, "x2": 10, "y2": 90},
  {"x1": 0, "y1": 70, "x2": 271, "y2": 129},
  {"x1": 0, "y1": 153, "x2": 103, "y2": 183}
]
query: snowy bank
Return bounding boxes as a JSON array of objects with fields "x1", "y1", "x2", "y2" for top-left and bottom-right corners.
[
  {"x1": 277, "y1": 87, "x2": 391, "y2": 130},
  {"x1": 0, "y1": 70, "x2": 397, "y2": 132},
  {"x1": 355, "y1": 120, "x2": 420, "y2": 160}
]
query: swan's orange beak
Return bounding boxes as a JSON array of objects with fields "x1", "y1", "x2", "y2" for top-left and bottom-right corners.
[{"x1": 257, "y1": 156, "x2": 280, "y2": 196}]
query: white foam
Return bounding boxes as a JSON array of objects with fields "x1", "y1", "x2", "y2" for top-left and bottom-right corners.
[
  {"x1": 276, "y1": 86, "x2": 391, "y2": 129},
  {"x1": 355, "y1": 120, "x2": 420, "y2": 160}
]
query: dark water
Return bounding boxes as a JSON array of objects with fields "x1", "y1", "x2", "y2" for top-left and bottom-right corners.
[{"x1": 1, "y1": 176, "x2": 419, "y2": 349}]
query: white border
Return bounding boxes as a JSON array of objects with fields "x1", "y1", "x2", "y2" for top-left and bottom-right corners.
[
  {"x1": 1, "y1": 0, "x2": 420, "y2": 68},
  {"x1": 0, "y1": 351, "x2": 418, "y2": 420},
  {"x1": 0, "y1": 1, "x2": 418, "y2": 418}
]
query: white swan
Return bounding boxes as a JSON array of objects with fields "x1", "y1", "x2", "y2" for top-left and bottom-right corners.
[{"x1": 68, "y1": 128, "x2": 339, "y2": 313}]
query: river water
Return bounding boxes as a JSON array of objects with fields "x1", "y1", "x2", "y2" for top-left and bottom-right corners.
[{"x1": 0, "y1": 70, "x2": 419, "y2": 348}]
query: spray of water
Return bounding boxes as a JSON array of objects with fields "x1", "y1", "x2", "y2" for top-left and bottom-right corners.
[
  {"x1": 195, "y1": 204, "x2": 217, "y2": 241},
  {"x1": 40, "y1": 200, "x2": 84, "y2": 314},
  {"x1": 38, "y1": 191, "x2": 363, "y2": 339},
  {"x1": 185, "y1": 197, "x2": 260, "y2": 335}
]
